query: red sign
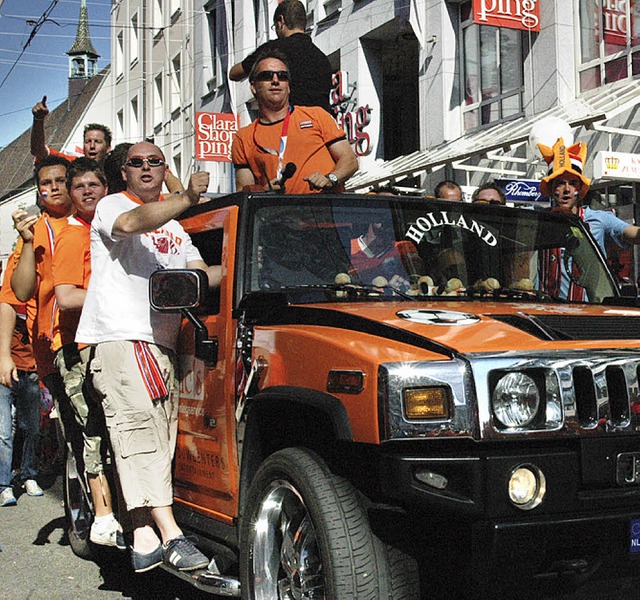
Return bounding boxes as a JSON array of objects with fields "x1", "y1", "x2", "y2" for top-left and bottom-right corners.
[
  {"x1": 603, "y1": 0, "x2": 630, "y2": 46},
  {"x1": 472, "y1": 0, "x2": 540, "y2": 32},
  {"x1": 330, "y1": 71, "x2": 372, "y2": 157},
  {"x1": 195, "y1": 112, "x2": 239, "y2": 162}
]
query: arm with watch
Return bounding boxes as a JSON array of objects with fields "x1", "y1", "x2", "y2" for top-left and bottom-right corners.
[{"x1": 303, "y1": 138, "x2": 359, "y2": 191}]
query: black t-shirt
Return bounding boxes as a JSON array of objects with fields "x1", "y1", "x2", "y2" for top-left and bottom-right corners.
[{"x1": 242, "y1": 33, "x2": 333, "y2": 112}]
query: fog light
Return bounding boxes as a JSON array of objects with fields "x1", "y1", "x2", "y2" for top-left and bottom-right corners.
[
  {"x1": 404, "y1": 387, "x2": 450, "y2": 419},
  {"x1": 508, "y1": 465, "x2": 546, "y2": 510}
]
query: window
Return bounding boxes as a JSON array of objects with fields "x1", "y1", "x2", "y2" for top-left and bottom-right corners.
[
  {"x1": 130, "y1": 96, "x2": 140, "y2": 139},
  {"x1": 461, "y1": 2, "x2": 524, "y2": 131},
  {"x1": 578, "y1": 0, "x2": 640, "y2": 91},
  {"x1": 130, "y1": 13, "x2": 139, "y2": 65},
  {"x1": 116, "y1": 109, "x2": 124, "y2": 140},
  {"x1": 116, "y1": 31, "x2": 124, "y2": 80},
  {"x1": 170, "y1": 54, "x2": 181, "y2": 113},
  {"x1": 153, "y1": 74, "x2": 164, "y2": 127},
  {"x1": 153, "y1": 0, "x2": 163, "y2": 38},
  {"x1": 205, "y1": 3, "x2": 222, "y2": 93},
  {"x1": 170, "y1": 0, "x2": 181, "y2": 20},
  {"x1": 173, "y1": 152, "x2": 182, "y2": 184}
]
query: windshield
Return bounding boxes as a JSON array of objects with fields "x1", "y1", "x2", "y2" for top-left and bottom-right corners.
[{"x1": 244, "y1": 195, "x2": 618, "y2": 304}]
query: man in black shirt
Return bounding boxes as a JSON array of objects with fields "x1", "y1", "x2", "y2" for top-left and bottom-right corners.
[{"x1": 229, "y1": 0, "x2": 333, "y2": 112}]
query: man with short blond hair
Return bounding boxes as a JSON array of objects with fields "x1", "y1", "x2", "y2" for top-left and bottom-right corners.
[{"x1": 232, "y1": 49, "x2": 358, "y2": 193}]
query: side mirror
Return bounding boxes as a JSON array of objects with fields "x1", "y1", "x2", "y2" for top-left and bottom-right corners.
[
  {"x1": 150, "y1": 269, "x2": 208, "y2": 311},
  {"x1": 149, "y1": 269, "x2": 218, "y2": 366}
]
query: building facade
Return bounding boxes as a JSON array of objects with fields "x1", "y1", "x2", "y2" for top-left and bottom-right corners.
[
  {"x1": 110, "y1": 0, "x2": 194, "y2": 182},
  {"x1": 111, "y1": 1, "x2": 640, "y2": 275}
]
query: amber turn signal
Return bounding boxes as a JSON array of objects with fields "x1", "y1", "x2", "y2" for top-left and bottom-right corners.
[
  {"x1": 404, "y1": 387, "x2": 450, "y2": 419},
  {"x1": 327, "y1": 370, "x2": 365, "y2": 394}
]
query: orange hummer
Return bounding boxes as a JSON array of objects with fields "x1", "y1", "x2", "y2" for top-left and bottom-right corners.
[{"x1": 142, "y1": 192, "x2": 640, "y2": 598}]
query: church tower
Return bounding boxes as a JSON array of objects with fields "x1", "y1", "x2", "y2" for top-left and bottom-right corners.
[{"x1": 66, "y1": 0, "x2": 100, "y2": 104}]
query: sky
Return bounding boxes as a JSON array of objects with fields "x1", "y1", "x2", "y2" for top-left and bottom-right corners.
[{"x1": 0, "y1": 0, "x2": 112, "y2": 148}]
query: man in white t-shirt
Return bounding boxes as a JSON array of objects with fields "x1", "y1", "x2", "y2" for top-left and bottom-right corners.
[{"x1": 76, "y1": 141, "x2": 219, "y2": 574}]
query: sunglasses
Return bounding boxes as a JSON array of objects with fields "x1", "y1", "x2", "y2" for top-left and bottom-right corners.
[
  {"x1": 475, "y1": 198, "x2": 503, "y2": 205},
  {"x1": 253, "y1": 70, "x2": 290, "y2": 83},
  {"x1": 125, "y1": 157, "x2": 165, "y2": 168}
]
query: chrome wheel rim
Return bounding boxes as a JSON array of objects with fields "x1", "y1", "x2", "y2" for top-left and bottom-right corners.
[{"x1": 251, "y1": 479, "x2": 324, "y2": 599}]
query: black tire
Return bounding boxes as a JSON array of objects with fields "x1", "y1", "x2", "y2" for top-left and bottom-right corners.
[
  {"x1": 240, "y1": 447, "x2": 392, "y2": 599},
  {"x1": 385, "y1": 544, "x2": 421, "y2": 599},
  {"x1": 63, "y1": 443, "x2": 94, "y2": 560}
]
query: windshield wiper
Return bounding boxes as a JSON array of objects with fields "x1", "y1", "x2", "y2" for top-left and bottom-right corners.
[
  {"x1": 466, "y1": 286, "x2": 563, "y2": 303},
  {"x1": 278, "y1": 283, "x2": 418, "y2": 301}
]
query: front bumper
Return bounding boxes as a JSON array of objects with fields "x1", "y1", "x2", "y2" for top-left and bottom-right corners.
[{"x1": 369, "y1": 440, "x2": 640, "y2": 590}]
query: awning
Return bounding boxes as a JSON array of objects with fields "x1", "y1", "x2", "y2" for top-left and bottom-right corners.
[{"x1": 346, "y1": 78, "x2": 640, "y2": 191}]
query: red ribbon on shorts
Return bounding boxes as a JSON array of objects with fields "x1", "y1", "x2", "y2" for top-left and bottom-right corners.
[{"x1": 134, "y1": 341, "x2": 169, "y2": 402}]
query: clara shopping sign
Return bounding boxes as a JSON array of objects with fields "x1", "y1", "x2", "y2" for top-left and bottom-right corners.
[
  {"x1": 195, "y1": 112, "x2": 239, "y2": 162},
  {"x1": 472, "y1": 0, "x2": 540, "y2": 32}
]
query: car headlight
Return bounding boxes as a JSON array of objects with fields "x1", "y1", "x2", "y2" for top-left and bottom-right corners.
[{"x1": 492, "y1": 372, "x2": 540, "y2": 428}]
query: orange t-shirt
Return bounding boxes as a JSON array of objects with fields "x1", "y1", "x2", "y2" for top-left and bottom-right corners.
[
  {"x1": 51, "y1": 217, "x2": 91, "y2": 352},
  {"x1": 231, "y1": 105, "x2": 347, "y2": 194},
  {"x1": 0, "y1": 255, "x2": 37, "y2": 372},
  {"x1": 11, "y1": 214, "x2": 70, "y2": 378}
]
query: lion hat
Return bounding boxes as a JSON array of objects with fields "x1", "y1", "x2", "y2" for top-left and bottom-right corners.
[{"x1": 538, "y1": 137, "x2": 591, "y2": 200}]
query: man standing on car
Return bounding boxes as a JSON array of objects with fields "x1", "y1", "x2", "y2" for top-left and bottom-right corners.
[
  {"x1": 75, "y1": 141, "x2": 219, "y2": 573},
  {"x1": 229, "y1": 0, "x2": 333, "y2": 112},
  {"x1": 232, "y1": 49, "x2": 358, "y2": 194}
]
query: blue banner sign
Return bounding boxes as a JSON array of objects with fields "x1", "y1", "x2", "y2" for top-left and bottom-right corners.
[{"x1": 495, "y1": 178, "x2": 548, "y2": 204}]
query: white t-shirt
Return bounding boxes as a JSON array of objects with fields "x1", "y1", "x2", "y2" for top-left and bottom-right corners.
[{"x1": 75, "y1": 192, "x2": 203, "y2": 351}]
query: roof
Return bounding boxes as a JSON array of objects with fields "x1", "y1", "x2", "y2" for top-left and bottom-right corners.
[
  {"x1": 0, "y1": 68, "x2": 109, "y2": 202},
  {"x1": 67, "y1": 0, "x2": 99, "y2": 57},
  {"x1": 346, "y1": 78, "x2": 640, "y2": 191}
]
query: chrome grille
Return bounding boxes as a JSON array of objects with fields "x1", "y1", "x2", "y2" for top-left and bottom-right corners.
[{"x1": 469, "y1": 350, "x2": 640, "y2": 439}]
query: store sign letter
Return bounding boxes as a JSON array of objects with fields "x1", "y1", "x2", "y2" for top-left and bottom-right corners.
[
  {"x1": 603, "y1": 0, "x2": 629, "y2": 46},
  {"x1": 473, "y1": 0, "x2": 540, "y2": 32},
  {"x1": 195, "y1": 112, "x2": 239, "y2": 162},
  {"x1": 331, "y1": 71, "x2": 372, "y2": 157}
]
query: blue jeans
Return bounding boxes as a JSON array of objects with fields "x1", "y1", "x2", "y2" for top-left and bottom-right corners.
[{"x1": 0, "y1": 370, "x2": 41, "y2": 490}]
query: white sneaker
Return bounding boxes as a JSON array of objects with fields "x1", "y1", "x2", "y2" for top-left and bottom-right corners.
[
  {"x1": 90, "y1": 516, "x2": 126, "y2": 550},
  {"x1": 23, "y1": 479, "x2": 43, "y2": 496},
  {"x1": 0, "y1": 487, "x2": 16, "y2": 506}
]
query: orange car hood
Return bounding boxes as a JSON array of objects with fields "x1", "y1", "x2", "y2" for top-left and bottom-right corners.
[{"x1": 289, "y1": 300, "x2": 640, "y2": 355}]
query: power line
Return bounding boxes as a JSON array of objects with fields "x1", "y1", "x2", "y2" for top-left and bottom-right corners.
[{"x1": 0, "y1": 0, "x2": 61, "y2": 92}]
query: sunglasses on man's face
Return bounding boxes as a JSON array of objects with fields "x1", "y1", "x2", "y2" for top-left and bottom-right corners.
[
  {"x1": 475, "y1": 198, "x2": 503, "y2": 205},
  {"x1": 125, "y1": 157, "x2": 166, "y2": 168},
  {"x1": 253, "y1": 70, "x2": 290, "y2": 83}
]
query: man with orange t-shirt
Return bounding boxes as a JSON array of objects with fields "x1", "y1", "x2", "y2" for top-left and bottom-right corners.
[
  {"x1": 11, "y1": 155, "x2": 74, "y2": 386},
  {"x1": 231, "y1": 49, "x2": 358, "y2": 194},
  {"x1": 50, "y1": 158, "x2": 124, "y2": 548}
]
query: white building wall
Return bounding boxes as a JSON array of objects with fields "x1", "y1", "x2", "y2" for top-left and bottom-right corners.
[{"x1": 112, "y1": 0, "x2": 193, "y2": 186}]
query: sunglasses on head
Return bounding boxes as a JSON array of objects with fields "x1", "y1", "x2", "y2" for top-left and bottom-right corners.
[
  {"x1": 125, "y1": 157, "x2": 165, "y2": 168},
  {"x1": 253, "y1": 70, "x2": 290, "y2": 83}
]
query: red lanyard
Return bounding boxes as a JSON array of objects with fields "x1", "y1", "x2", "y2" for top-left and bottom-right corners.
[{"x1": 252, "y1": 106, "x2": 292, "y2": 180}]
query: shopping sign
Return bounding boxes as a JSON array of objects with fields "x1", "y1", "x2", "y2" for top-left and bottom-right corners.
[
  {"x1": 472, "y1": 0, "x2": 540, "y2": 32},
  {"x1": 602, "y1": 0, "x2": 630, "y2": 46},
  {"x1": 195, "y1": 112, "x2": 239, "y2": 162}
]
